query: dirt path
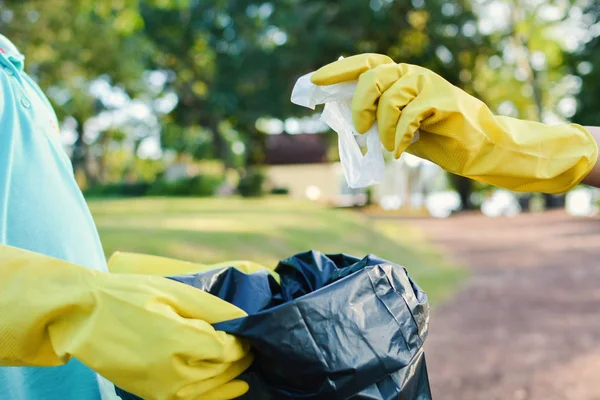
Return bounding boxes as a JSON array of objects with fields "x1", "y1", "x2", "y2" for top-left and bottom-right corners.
[{"x1": 418, "y1": 211, "x2": 600, "y2": 400}]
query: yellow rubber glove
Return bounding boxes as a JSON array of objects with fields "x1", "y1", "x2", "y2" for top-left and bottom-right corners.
[
  {"x1": 0, "y1": 244, "x2": 252, "y2": 400},
  {"x1": 107, "y1": 251, "x2": 280, "y2": 283},
  {"x1": 311, "y1": 53, "x2": 599, "y2": 194}
]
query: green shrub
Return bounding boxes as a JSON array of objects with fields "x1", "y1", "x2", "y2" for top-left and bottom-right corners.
[
  {"x1": 270, "y1": 186, "x2": 289, "y2": 195},
  {"x1": 84, "y1": 175, "x2": 222, "y2": 198},
  {"x1": 238, "y1": 169, "x2": 265, "y2": 197},
  {"x1": 146, "y1": 180, "x2": 183, "y2": 196},
  {"x1": 148, "y1": 175, "x2": 222, "y2": 197},
  {"x1": 121, "y1": 182, "x2": 152, "y2": 197},
  {"x1": 84, "y1": 182, "x2": 151, "y2": 197}
]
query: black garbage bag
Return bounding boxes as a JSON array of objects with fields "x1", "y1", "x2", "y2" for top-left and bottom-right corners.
[{"x1": 116, "y1": 251, "x2": 431, "y2": 400}]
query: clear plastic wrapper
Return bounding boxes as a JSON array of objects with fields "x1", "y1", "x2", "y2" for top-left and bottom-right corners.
[{"x1": 291, "y1": 72, "x2": 385, "y2": 188}]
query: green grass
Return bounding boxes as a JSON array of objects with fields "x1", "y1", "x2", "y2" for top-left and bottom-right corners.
[{"x1": 89, "y1": 197, "x2": 465, "y2": 304}]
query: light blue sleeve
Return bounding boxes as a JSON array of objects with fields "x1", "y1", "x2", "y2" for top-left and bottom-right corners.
[{"x1": 0, "y1": 48, "x2": 120, "y2": 400}]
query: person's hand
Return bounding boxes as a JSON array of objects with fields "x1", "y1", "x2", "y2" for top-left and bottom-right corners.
[
  {"x1": 0, "y1": 244, "x2": 251, "y2": 400},
  {"x1": 106, "y1": 251, "x2": 280, "y2": 283},
  {"x1": 312, "y1": 53, "x2": 598, "y2": 194}
]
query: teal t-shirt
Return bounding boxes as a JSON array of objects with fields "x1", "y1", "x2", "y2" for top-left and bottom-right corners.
[{"x1": 0, "y1": 34, "x2": 118, "y2": 399}]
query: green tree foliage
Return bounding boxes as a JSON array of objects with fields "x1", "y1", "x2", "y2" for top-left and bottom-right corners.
[
  {"x1": 471, "y1": 0, "x2": 581, "y2": 123},
  {"x1": 2, "y1": 0, "x2": 594, "y2": 204},
  {"x1": 1, "y1": 0, "x2": 152, "y2": 184},
  {"x1": 572, "y1": 1, "x2": 600, "y2": 126},
  {"x1": 136, "y1": 0, "x2": 493, "y2": 197}
]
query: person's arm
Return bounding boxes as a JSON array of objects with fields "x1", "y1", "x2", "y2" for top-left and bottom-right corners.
[
  {"x1": 311, "y1": 54, "x2": 599, "y2": 194},
  {"x1": 0, "y1": 244, "x2": 251, "y2": 400},
  {"x1": 582, "y1": 127, "x2": 600, "y2": 188}
]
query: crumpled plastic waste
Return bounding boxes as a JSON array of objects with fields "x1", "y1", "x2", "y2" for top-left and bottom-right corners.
[{"x1": 291, "y1": 72, "x2": 385, "y2": 189}]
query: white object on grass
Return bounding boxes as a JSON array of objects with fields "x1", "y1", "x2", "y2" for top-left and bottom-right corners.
[
  {"x1": 566, "y1": 187, "x2": 598, "y2": 216},
  {"x1": 425, "y1": 191, "x2": 461, "y2": 218},
  {"x1": 481, "y1": 190, "x2": 521, "y2": 217}
]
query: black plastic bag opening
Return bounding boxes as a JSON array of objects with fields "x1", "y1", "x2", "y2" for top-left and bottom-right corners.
[{"x1": 116, "y1": 251, "x2": 431, "y2": 400}]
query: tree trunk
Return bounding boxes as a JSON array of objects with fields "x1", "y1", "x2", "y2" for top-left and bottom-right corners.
[
  {"x1": 96, "y1": 133, "x2": 110, "y2": 184},
  {"x1": 208, "y1": 119, "x2": 235, "y2": 179},
  {"x1": 457, "y1": 177, "x2": 474, "y2": 210},
  {"x1": 70, "y1": 120, "x2": 95, "y2": 187},
  {"x1": 245, "y1": 126, "x2": 265, "y2": 166},
  {"x1": 543, "y1": 193, "x2": 565, "y2": 209},
  {"x1": 510, "y1": 2, "x2": 543, "y2": 121},
  {"x1": 449, "y1": 174, "x2": 474, "y2": 210},
  {"x1": 509, "y1": 1, "x2": 562, "y2": 208},
  {"x1": 71, "y1": 127, "x2": 86, "y2": 175}
]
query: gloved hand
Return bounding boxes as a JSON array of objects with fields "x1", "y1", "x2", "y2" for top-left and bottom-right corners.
[
  {"x1": 311, "y1": 53, "x2": 598, "y2": 193},
  {"x1": 0, "y1": 244, "x2": 252, "y2": 400},
  {"x1": 107, "y1": 251, "x2": 280, "y2": 283}
]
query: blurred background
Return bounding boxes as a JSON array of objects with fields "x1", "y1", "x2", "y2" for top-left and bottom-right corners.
[{"x1": 3, "y1": 0, "x2": 600, "y2": 398}]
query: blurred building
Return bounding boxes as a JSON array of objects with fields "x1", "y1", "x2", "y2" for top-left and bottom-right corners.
[
  {"x1": 264, "y1": 133, "x2": 367, "y2": 206},
  {"x1": 264, "y1": 133, "x2": 448, "y2": 209}
]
